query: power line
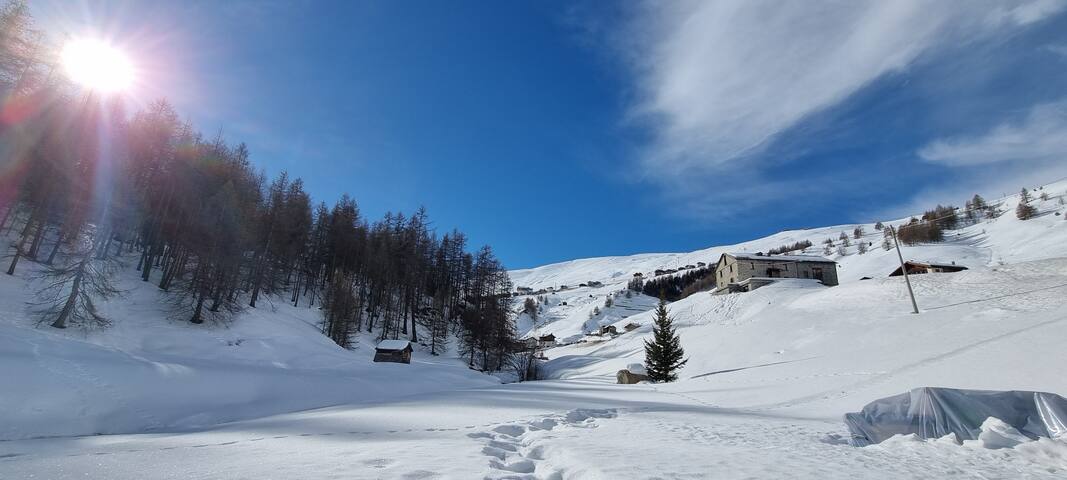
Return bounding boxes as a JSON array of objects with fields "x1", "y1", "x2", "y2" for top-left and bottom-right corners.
[{"x1": 923, "y1": 282, "x2": 1067, "y2": 311}]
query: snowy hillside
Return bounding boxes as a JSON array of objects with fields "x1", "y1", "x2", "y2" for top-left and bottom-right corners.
[
  {"x1": 510, "y1": 180, "x2": 1067, "y2": 340},
  {"x1": 510, "y1": 181, "x2": 1067, "y2": 291},
  {"x1": 522, "y1": 182, "x2": 1067, "y2": 415},
  {"x1": 0, "y1": 262, "x2": 498, "y2": 441},
  {"x1": 4, "y1": 182, "x2": 1067, "y2": 479}
]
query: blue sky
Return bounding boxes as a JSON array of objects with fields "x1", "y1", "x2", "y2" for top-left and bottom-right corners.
[{"x1": 32, "y1": 1, "x2": 1067, "y2": 269}]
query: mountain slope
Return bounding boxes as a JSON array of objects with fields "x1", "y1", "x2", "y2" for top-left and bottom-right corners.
[{"x1": 510, "y1": 180, "x2": 1067, "y2": 341}]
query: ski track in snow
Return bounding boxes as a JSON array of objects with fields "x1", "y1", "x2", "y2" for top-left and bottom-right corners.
[{"x1": 746, "y1": 315, "x2": 1067, "y2": 412}]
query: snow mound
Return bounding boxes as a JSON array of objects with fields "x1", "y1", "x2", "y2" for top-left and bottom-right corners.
[
  {"x1": 626, "y1": 363, "x2": 647, "y2": 375},
  {"x1": 977, "y1": 417, "x2": 1033, "y2": 449}
]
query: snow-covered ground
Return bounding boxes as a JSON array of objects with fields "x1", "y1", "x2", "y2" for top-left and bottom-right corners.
[
  {"x1": 3, "y1": 379, "x2": 1066, "y2": 479},
  {"x1": 3, "y1": 182, "x2": 1067, "y2": 478},
  {"x1": 0, "y1": 262, "x2": 498, "y2": 441}
]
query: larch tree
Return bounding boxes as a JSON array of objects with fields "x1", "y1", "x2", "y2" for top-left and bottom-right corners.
[
  {"x1": 32, "y1": 226, "x2": 121, "y2": 329},
  {"x1": 1016, "y1": 188, "x2": 1036, "y2": 220}
]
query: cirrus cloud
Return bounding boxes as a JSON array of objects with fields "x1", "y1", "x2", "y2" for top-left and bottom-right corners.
[
  {"x1": 919, "y1": 100, "x2": 1067, "y2": 166},
  {"x1": 615, "y1": 0, "x2": 1066, "y2": 211}
]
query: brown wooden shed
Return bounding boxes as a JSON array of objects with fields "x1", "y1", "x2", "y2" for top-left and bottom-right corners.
[
  {"x1": 889, "y1": 261, "x2": 968, "y2": 277},
  {"x1": 373, "y1": 340, "x2": 413, "y2": 364}
]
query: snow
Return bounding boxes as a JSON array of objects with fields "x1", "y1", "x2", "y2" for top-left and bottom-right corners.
[
  {"x1": 0, "y1": 261, "x2": 498, "y2": 441},
  {"x1": 376, "y1": 339, "x2": 413, "y2": 350},
  {"x1": 3, "y1": 181, "x2": 1067, "y2": 478},
  {"x1": 728, "y1": 252, "x2": 836, "y2": 262},
  {"x1": 977, "y1": 417, "x2": 1034, "y2": 449}
]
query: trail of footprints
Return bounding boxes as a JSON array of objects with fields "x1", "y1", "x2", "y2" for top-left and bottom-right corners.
[
  {"x1": 3, "y1": 408, "x2": 619, "y2": 480},
  {"x1": 468, "y1": 408, "x2": 618, "y2": 480}
]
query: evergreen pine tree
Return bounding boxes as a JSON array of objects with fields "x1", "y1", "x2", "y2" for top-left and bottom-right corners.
[{"x1": 644, "y1": 297, "x2": 687, "y2": 382}]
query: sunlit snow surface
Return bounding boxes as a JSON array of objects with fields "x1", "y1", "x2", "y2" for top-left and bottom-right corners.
[{"x1": 3, "y1": 183, "x2": 1067, "y2": 478}]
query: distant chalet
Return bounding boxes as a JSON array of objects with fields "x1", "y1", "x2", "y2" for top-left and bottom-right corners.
[
  {"x1": 715, "y1": 253, "x2": 838, "y2": 293},
  {"x1": 373, "y1": 340, "x2": 413, "y2": 364},
  {"x1": 889, "y1": 261, "x2": 968, "y2": 277}
]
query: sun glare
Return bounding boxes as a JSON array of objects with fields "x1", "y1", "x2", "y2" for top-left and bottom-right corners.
[{"x1": 61, "y1": 39, "x2": 135, "y2": 93}]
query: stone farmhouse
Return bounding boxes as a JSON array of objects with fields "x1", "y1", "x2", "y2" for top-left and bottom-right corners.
[{"x1": 715, "y1": 253, "x2": 838, "y2": 293}]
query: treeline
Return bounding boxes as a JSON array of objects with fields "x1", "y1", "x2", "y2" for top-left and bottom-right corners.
[
  {"x1": 895, "y1": 204, "x2": 959, "y2": 245},
  {"x1": 767, "y1": 240, "x2": 812, "y2": 256},
  {"x1": 0, "y1": 2, "x2": 515, "y2": 370},
  {"x1": 633, "y1": 267, "x2": 715, "y2": 301}
]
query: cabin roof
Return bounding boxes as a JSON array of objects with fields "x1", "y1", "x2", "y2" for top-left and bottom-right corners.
[
  {"x1": 905, "y1": 260, "x2": 966, "y2": 268},
  {"x1": 724, "y1": 253, "x2": 836, "y2": 263},
  {"x1": 376, "y1": 340, "x2": 413, "y2": 351}
]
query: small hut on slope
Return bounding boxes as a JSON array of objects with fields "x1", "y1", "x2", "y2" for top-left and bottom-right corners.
[{"x1": 374, "y1": 340, "x2": 413, "y2": 364}]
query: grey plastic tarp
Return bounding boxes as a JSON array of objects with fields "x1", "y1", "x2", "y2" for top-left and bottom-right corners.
[{"x1": 844, "y1": 387, "x2": 1067, "y2": 446}]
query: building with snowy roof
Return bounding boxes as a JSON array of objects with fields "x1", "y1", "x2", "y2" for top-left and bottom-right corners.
[
  {"x1": 888, "y1": 261, "x2": 968, "y2": 277},
  {"x1": 373, "y1": 340, "x2": 413, "y2": 364},
  {"x1": 715, "y1": 252, "x2": 838, "y2": 293}
]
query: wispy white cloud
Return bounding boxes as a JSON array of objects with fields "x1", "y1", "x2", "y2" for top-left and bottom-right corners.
[
  {"x1": 614, "y1": 0, "x2": 1065, "y2": 215},
  {"x1": 1047, "y1": 43, "x2": 1067, "y2": 57},
  {"x1": 870, "y1": 99, "x2": 1067, "y2": 220},
  {"x1": 919, "y1": 101, "x2": 1067, "y2": 166}
]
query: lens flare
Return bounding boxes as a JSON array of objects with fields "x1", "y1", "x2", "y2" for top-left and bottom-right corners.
[{"x1": 61, "y1": 39, "x2": 134, "y2": 93}]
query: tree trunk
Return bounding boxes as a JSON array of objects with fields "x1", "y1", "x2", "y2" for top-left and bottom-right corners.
[{"x1": 52, "y1": 259, "x2": 87, "y2": 329}]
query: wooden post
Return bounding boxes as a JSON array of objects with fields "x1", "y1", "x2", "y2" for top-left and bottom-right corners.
[{"x1": 889, "y1": 226, "x2": 919, "y2": 314}]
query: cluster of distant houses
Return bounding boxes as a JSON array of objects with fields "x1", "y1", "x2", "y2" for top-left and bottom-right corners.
[
  {"x1": 710, "y1": 252, "x2": 966, "y2": 293},
  {"x1": 522, "y1": 334, "x2": 557, "y2": 350},
  {"x1": 509, "y1": 250, "x2": 970, "y2": 354},
  {"x1": 514, "y1": 280, "x2": 603, "y2": 297},
  {"x1": 652, "y1": 262, "x2": 706, "y2": 277},
  {"x1": 373, "y1": 247, "x2": 971, "y2": 366}
]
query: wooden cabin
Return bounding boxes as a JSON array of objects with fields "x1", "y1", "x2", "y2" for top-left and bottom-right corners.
[
  {"x1": 889, "y1": 261, "x2": 968, "y2": 277},
  {"x1": 373, "y1": 340, "x2": 413, "y2": 364},
  {"x1": 538, "y1": 334, "x2": 557, "y2": 348}
]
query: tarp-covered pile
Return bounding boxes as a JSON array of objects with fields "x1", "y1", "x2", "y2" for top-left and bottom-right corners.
[{"x1": 845, "y1": 387, "x2": 1067, "y2": 446}]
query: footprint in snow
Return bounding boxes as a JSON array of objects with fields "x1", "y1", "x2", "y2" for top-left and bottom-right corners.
[
  {"x1": 363, "y1": 458, "x2": 396, "y2": 469},
  {"x1": 472, "y1": 408, "x2": 619, "y2": 479}
]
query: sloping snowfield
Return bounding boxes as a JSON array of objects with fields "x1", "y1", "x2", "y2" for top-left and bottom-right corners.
[{"x1": 2, "y1": 183, "x2": 1067, "y2": 479}]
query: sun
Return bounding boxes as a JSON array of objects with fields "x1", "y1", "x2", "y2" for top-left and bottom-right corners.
[{"x1": 61, "y1": 39, "x2": 135, "y2": 93}]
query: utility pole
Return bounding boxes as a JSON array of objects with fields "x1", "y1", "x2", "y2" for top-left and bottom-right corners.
[{"x1": 889, "y1": 226, "x2": 919, "y2": 314}]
